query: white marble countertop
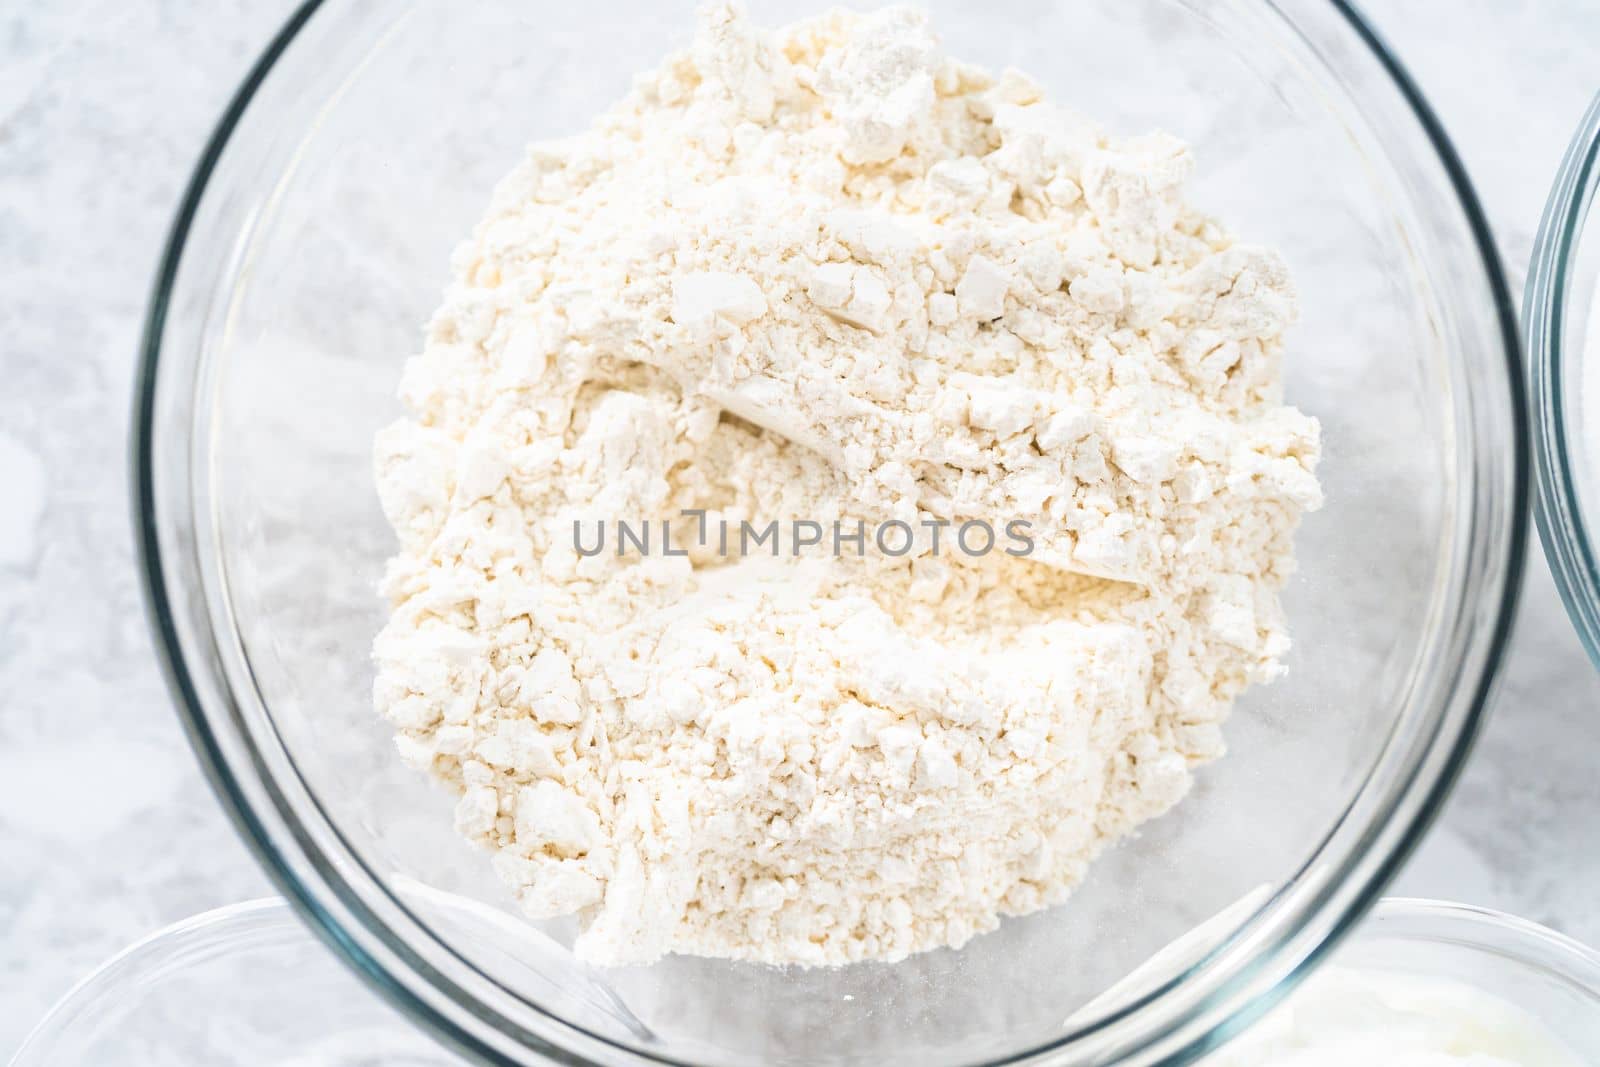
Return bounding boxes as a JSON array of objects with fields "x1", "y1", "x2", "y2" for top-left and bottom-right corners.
[{"x1": 2, "y1": 0, "x2": 1598, "y2": 1055}]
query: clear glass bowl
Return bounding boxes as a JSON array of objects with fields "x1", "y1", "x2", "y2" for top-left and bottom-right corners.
[
  {"x1": 8, "y1": 898, "x2": 453, "y2": 1067},
  {"x1": 133, "y1": 2, "x2": 1527, "y2": 1064},
  {"x1": 1528, "y1": 92, "x2": 1600, "y2": 669},
  {"x1": 19, "y1": 899, "x2": 1594, "y2": 1066},
  {"x1": 1324, "y1": 899, "x2": 1600, "y2": 1061},
  {"x1": 1069, "y1": 896, "x2": 1600, "y2": 1061}
]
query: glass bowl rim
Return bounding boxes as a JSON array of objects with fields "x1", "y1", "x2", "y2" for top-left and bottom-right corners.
[
  {"x1": 130, "y1": 2, "x2": 1530, "y2": 1065},
  {"x1": 10, "y1": 899, "x2": 290, "y2": 1067},
  {"x1": 1369, "y1": 897, "x2": 1600, "y2": 977},
  {"x1": 1527, "y1": 90, "x2": 1600, "y2": 671},
  {"x1": 19, "y1": 897, "x2": 1593, "y2": 1066}
]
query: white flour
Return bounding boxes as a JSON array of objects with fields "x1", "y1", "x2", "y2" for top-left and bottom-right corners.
[{"x1": 372, "y1": 3, "x2": 1321, "y2": 966}]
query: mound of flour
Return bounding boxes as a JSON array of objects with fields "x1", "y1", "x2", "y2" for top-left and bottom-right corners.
[{"x1": 372, "y1": 3, "x2": 1321, "y2": 967}]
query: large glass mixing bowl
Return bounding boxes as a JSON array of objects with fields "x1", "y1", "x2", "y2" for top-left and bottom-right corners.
[{"x1": 133, "y1": 2, "x2": 1526, "y2": 1064}]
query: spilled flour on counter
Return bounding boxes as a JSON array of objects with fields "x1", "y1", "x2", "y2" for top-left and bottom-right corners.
[{"x1": 372, "y1": 3, "x2": 1322, "y2": 966}]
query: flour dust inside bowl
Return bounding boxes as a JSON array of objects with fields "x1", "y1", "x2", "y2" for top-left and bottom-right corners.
[{"x1": 134, "y1": 1, "x2": 1523, "y2": 1064}]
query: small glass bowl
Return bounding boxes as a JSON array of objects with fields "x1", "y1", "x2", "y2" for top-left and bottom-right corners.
[
  {"x1": 16, "y1": 898, "x2": 1597, "y2": 1065},
  {"x1": 1528, "y1": 92, "x2": 1600, "y2": 669},
  {"x1": 8, "y1": 899, "x2": 454, "y2": 1067},
  {"x1": 1321, "y1": 899, "x2": 1600, "y2": 1061}
]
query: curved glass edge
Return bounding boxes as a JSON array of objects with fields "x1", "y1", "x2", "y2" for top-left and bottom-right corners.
[
  {"x1": 9, "y1": 899, "x2": 286, "y2": 1066},
  {"x1": 127, "y1": 3, "x2": 541, "y2": 1066},
  {"x1": 128, "y1": 3, "x2": 1531, "y2": 1067},
  {"x1": 1527, "y1": 92, "x2": 1600, "y2": 673},
  {"x1": 1374, "y1": 897, "x2": 1600, "y2": 977},
  {"x1": 21, "y1": 897, "x2": 1592, "y2": 1067},
  {"x1": 1170, "y1": 0, "x2": 1534, "y2": 1059}
]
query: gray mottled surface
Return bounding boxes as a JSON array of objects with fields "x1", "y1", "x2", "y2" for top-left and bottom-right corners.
[{"x1": 1, "y1": 0, "x2": 1597, "y2": 1056}]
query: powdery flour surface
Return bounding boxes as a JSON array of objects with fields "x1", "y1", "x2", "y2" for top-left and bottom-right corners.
[{"x1": 372, "y1": 3, "x2": 1322, "y2": 967}]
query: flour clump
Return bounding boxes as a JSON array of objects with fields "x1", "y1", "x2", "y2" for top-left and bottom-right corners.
[{"x1": 372, "y1": 2, "x2": 1322, "y2": 967}]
